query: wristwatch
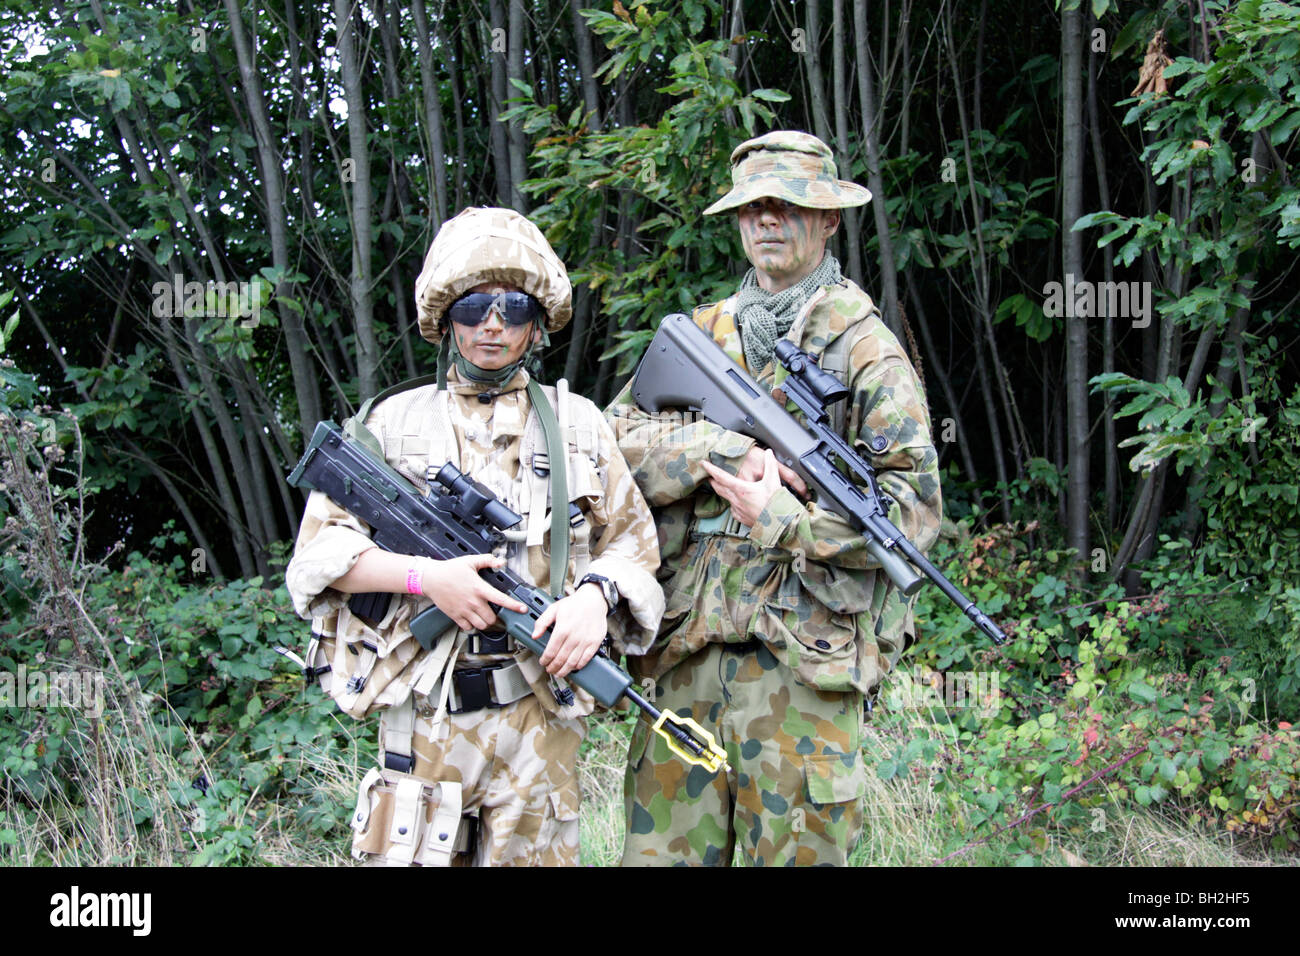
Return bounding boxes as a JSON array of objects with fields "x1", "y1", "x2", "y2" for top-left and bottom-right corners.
[{"x1": 577, "y1": 573, "x2": 620, "y2": 615}]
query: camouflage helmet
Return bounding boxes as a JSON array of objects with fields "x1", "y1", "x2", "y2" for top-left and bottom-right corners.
[
  {"x1": 414, "y1": 206, "x2": 572, "y2": 343},
  {"x1": 702, "y1": 130, "x2": 872, "y2": 215}
]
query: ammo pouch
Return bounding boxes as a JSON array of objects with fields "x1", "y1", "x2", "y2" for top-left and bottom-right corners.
[{"x1": 350, "y1": 767, "x2": 477, "y2": 867}]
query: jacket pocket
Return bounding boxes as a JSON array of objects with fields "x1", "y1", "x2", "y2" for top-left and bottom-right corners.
[{"x1": 803, "y1": 752, "x2": 867, "y2": 807}]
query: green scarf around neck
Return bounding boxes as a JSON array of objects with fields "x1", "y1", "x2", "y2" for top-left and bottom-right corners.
[{"x1": 734, "y1": 253, "x2": 842, "y2": 374}]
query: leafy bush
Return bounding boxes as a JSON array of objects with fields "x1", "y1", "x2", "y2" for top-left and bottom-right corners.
[{"x1": 888, "y1": 523, "x2": 1300, "y2": 860}]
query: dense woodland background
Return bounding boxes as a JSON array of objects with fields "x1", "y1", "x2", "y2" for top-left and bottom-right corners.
[{"x1": 2, "y1": 0, "x2": 1299, "y2": 864}]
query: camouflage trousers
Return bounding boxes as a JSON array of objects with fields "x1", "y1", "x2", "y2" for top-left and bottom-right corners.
[
  {"x1": 622, "y1": 641, "x2": 866, "y2": 866},
  {"x1": 353, "y1": 692, "x2": 585, "y2": 866}
]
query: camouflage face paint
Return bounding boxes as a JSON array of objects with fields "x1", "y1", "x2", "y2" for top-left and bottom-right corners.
[{"x1": 736, "y1": 200, "x2": 839, "y2": 293}]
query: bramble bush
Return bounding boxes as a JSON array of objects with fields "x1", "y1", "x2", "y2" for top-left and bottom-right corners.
[
  {"x1": 881, "y1": 521, "x2": 1300, "y2": 860},
  {"x1": 1, "y1": 340, "x2": 361, "y2": 865}
]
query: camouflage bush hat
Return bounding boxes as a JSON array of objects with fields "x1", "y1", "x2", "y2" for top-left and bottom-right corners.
[
  {"x1": 702, "y1": 130, "x2": 872, "y2": 215},
  {"x1": 414, "y1": 206, "x2": 572, "y2": 343}
]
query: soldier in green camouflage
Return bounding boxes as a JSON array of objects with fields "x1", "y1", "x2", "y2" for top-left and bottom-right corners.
[{"x1": 608, "y1": 131, "x2": 943, "y2": 866}]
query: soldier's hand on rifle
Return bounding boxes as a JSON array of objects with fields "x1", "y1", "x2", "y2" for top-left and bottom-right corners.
[
  {"x1": 423, "y1": 553, "x2": 528, "y2": 632},
  {"x1": 736, "y1": 445, "x2": 808, "y2": 498},
  {"x1": 703, "y1": 448, "x2": 786, "y2": 527},
  {"x1": 533, "y1": 586, "x2": 609, "y2": 677}
]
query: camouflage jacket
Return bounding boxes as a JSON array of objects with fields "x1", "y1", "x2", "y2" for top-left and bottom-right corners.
[
  {"x1": 607, "y1": 278, "x2": 942, "y2": 694},
  {"x1": 286, "y1": 367, "x2": 665, "y2": 720}
]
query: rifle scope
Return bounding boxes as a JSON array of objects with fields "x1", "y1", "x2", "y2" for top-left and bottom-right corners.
[
  {"x1": 432, "y1": 463, "x2": 522, "y2": 532},
  {"x1": 775, "y1": 340, "x2": 850, "y2": 405}
]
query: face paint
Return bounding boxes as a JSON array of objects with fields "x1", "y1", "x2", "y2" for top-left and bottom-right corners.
[
  {"x1": 736, "y1": 199, "x2": 839, "y2": 292},
  {"x1": 448, "y1": 283, "x2": 540, "y2": 371}
]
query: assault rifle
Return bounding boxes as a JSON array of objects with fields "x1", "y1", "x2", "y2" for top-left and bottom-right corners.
[
  {"x1": 630, "y1": 313, "x2": 1008, "y2": 646},
  {"x1": 287, "y1": 420, "x2": 728, "y2": 773}
]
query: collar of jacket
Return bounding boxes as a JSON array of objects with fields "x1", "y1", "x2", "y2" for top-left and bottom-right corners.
[{"x1": 444, "y1": 364, "x2": 531, "y2": 397}]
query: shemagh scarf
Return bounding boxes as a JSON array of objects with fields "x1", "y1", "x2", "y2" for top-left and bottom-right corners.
[{"x1": 734, "y1": 253, "x2": 842, "y2": 375}]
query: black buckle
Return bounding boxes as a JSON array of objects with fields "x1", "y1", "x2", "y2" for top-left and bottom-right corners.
[
  {"x1": 384, "y1": 752, "x2": 414, "y2": 774},
  {"x1": 472, "y1": 632, "x2": 513, "y2": 655},
  {"x1": 462, "y1": 814, "x2": 479, "y2": 858},
  {"x1": 450, "y1": 667, "x2": 497, "y2": 713}
]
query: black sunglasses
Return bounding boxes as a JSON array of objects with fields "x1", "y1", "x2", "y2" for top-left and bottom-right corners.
[{"x1": 446, "y1": 292, "x2": 544, "y2": 327}]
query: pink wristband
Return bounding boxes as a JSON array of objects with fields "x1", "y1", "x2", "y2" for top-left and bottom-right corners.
[{"x1": 406, "y1": 565, "x2": 424, "y2": 595}]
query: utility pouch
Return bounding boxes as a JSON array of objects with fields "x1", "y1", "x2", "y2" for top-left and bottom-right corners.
[{"x1": 350, "y1": 768, "x2": 477, "y2": 867}]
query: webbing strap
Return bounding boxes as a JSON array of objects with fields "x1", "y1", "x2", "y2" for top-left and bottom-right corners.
[
  {"x1": 351, "y1": 767, "x2": 383, "y2": 834},
  {"x1": 344, "y1": 373, "x2": 444, "y2": 456},
  {"x1": 489, "y1": 662, "x2": 534, "y2": 706},
  {"x1": 526, "y1": 377, "x2": 568, "y2": 598},
  {"x1": 379, "y1": 696, "x2": 417, "y2": 772},
  {"x1": 818, "y1": 331, "x2": 853, "y2": 439}
]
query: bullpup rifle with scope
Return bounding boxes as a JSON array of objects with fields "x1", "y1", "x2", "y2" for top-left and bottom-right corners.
[
  {"x1": 287, "y1": 420, "x2": 729, "y2": 773},
  {"x1": 630, "y1": 313, "x2": 1008, "y2": 647}
]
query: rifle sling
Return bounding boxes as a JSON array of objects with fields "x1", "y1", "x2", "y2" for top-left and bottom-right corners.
[{"x1": 526, "y1": 376, "x2": 569, "y2": 599}]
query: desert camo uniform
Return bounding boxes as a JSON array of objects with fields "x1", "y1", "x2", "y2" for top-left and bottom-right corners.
[
  {"x1": 286, "y1": 208, "x2": 663, "y2": 866},
  {"x1": 609, "y1": 132, "x2": 942, "y2": 866}
]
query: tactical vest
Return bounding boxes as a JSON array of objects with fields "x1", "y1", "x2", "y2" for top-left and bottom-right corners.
[{"x1": 299, "y1": 378, "x2": 606, "y2": 724}]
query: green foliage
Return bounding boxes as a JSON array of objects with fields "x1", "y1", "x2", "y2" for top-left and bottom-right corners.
[
  {"x1": 891, "y1": 515, "x2": 1300, "y2": 858},
  {"x1": 0, "y1": 545, "x2": 362, "y2": 865},
  {"x1": 515, "y1": 0, "x2": 781, "y2": 372}
]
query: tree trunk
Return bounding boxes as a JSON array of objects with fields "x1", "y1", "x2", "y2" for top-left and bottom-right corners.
[
  {"x1": 803, "y1": 0, "x2": 834, "y2": 149},
  {"x1": 222, "y1": 0, "x2": 321, "y2": 442},
  {"x1": 507, "y1": 0, "x2": 529, "y2": 212},
  {"x1": 334, "y1": 0, "x2": 379, "y2": 401},
  {"x1": 570, "y1": 0, "x2": 603, "y2": 131},
  {"x1": 1061, "y1": 0, "x2": 1090, "y2": 566},
  {"x1": 854, "y1": 0, "x2": 903, "y2": 340},
  {"x1": 487, "y1": 0, "x2": 513, "y2": 207},
  {"x1": 831, "y1": 0, "x2": 864, "y2": 288},
  {"x1": 1087, "y1": 11, "x2": 1118, "y2": 535},
  {"x1": 412, "y1": 0, "x2": 450, "y2": 228},
  {"x1": 906, "y1": 270, "x2": 977, "y2": 483}
]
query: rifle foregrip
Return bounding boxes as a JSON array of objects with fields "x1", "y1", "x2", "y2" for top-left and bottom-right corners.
[
  {"x1": 496, "y1": 607, "x2": 634, "y2": 707},
  {"x1": 868, "y1": 539, "x2": 924, "y2": 596},
  {"x1": 411, "y1": 606, "x2": 455, "y2": 650}
]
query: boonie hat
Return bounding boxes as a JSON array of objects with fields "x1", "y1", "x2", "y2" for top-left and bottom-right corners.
[
  {"x1": 703, "y1": 130, "x2": 872, "y2": 215},
  {"x1": 414, "y1": 207, "x2": 572, "y2": 344}
]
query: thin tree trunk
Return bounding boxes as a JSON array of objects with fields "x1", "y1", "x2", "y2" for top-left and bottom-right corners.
[
  {"x1": 1087, "y1": 11, "x2": 1118, "y2": 534},
  {"x1": 487, "y1": 0, "x2": 513, "y2": 207},
  {"x1": 334, "y1": 0, "x2": 379, "y2": 400},
  {"x1": 412, "y1": 0, "x2": 450, "y2": 228},
  {"x1": 804, "y1": 0, "x2": 834, "y2": 148},
  {"x1": 570, "y1": 0, "x2": 603, "y2": 131},
  {"x1": 831, "y1": 0, "x2": 864, "y2": 288},
  {"x1": 449, "y1": 18, "x2": 469, "y2": 209},
  {"x1": 854, "y1": 0, "x2": 903, "y2": 340},
  {"x1": 1061, "y1": 0, "x2": 1090, "y2": 566},
  {"x1": 507, "y1": 0, "x2": 529, "y2": 212},
  {"x1": 125, "y1": 438, "x2": 228, "y2": 581},
  {"x1": 222, "y1": 0, "x2": 320, "y2": 441},
  {"x1": 906, "y1": 270, "x2": 977, "y2": 483}
]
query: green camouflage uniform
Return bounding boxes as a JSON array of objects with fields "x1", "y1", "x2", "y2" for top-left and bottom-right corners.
[
  {"x1": 286, "y1": 208, "x2": 663, "y2": 866},
  {"x1": 608, "y1": 277, "x2": 942, "y2": 866}
]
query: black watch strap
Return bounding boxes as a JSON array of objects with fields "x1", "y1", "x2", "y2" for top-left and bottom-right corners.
[{"x1": 578, "y1": 573, "x2": 619, "y2": 615}]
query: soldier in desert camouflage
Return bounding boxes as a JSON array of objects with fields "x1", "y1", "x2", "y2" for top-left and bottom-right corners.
[
  {"x1": 609, "y1": 131, "x2": 942, "y2": 865},
  {"x1": 286, "y1": 207, "x2": 663, "y2": 866}
]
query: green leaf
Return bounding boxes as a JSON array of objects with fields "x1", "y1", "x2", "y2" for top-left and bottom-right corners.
[{"x1": 1128, "y1": 679, "x2": 1158, "y2": 703}]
